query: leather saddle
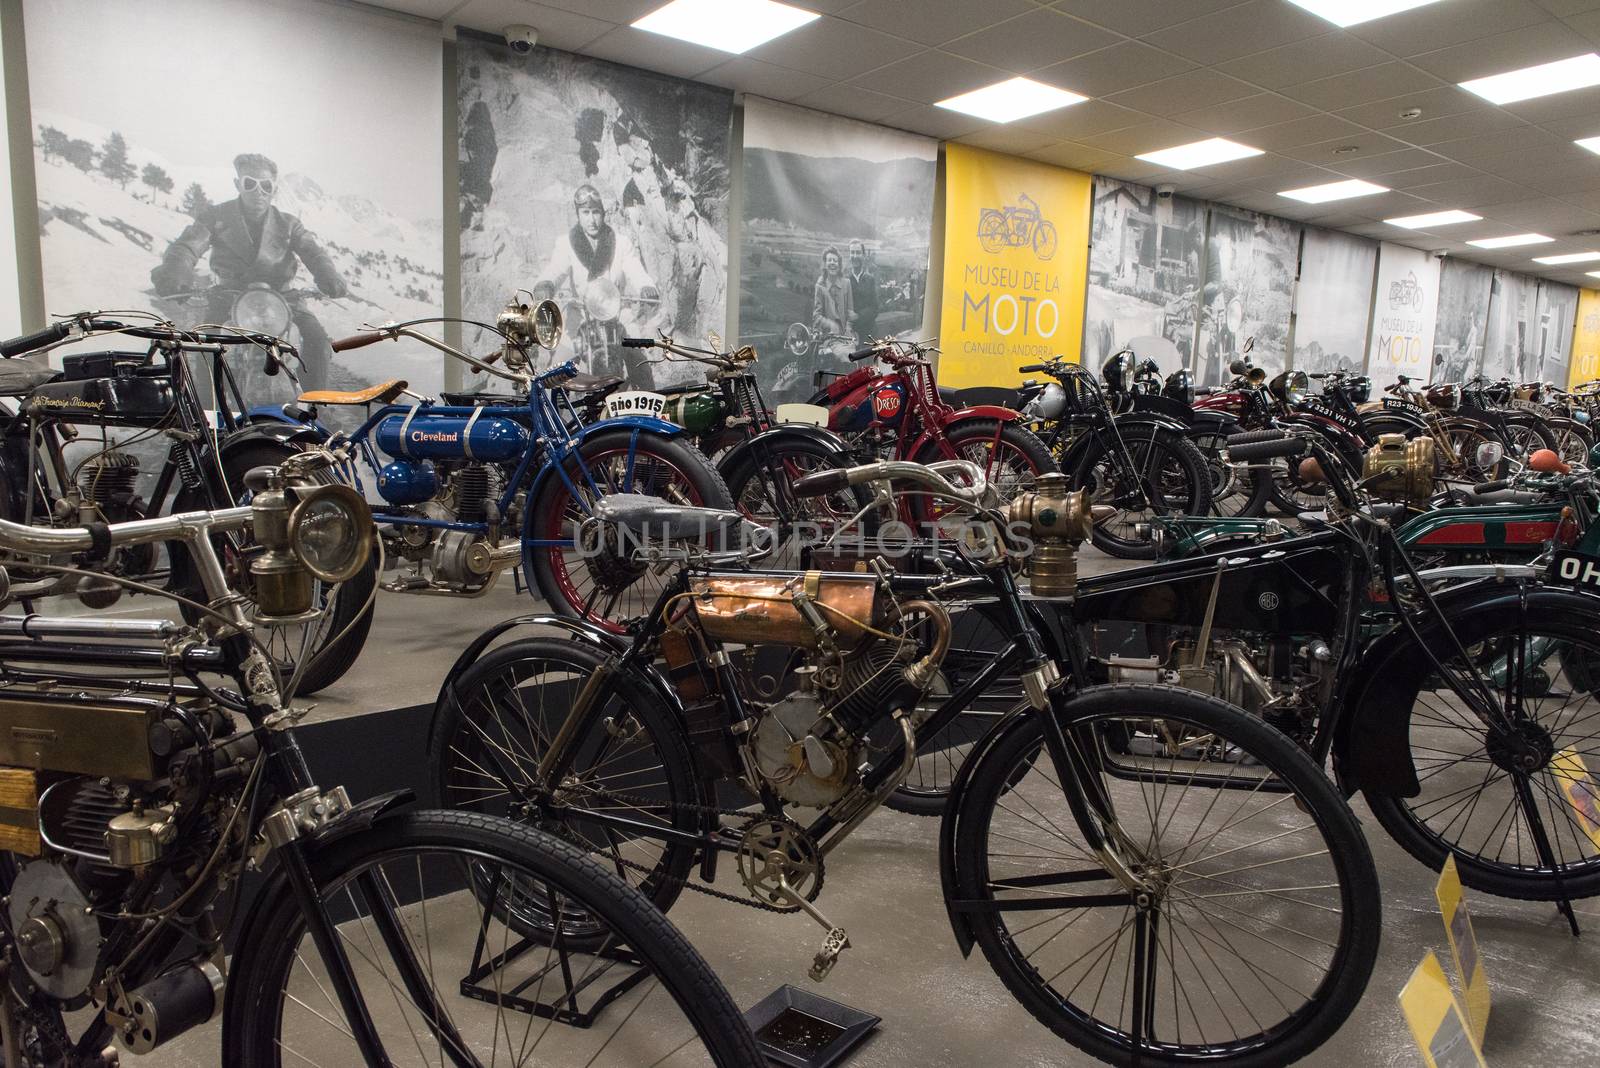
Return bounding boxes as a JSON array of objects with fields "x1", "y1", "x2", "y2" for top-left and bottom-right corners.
[
  {"x1": 0, "y1": 358, "x2": 61, "y2": 397},
  {"x1": 562, "y1": 373, "x2": 624, "y2": 394},
  {"x1": 298, "y1": 380, "x2": 408, "y2": 405}
]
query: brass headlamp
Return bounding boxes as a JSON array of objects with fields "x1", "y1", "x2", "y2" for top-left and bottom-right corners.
[
  {"x1": 1361, "y1": 433, "x2": 1436, "y2": 509},
  {"x1": 249, "y1": 470, "x2": 372, "y2": 622},
  {"x1": 1005, "y1": 472, "x2": 1095, "y2": 598}
]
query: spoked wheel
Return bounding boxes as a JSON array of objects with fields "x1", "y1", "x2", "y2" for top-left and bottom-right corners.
[
  {"x1": 430, "y1": 639, "x2": 702, "y2": 946},
  {"x1": 1081, "y1": 428, "x2": 1214, "y2": 559},
  {"x1": 719, "y1": 436, "x2": 879, "y2": 569},
  {"x1": 908, "y1": 419, "x2": 1055, "y2": 538},
  {"x1": 1548, "y1": 416, "x2": 1593, "y2": 467},
  {"x1": 224, "y1": 811, "x2": 762, "y2": 1068},
  {"x1": 953, "y1": 685, "x2": 1380, "y2": 1067},
  {"x1": 1498, "y1": 414, "x2": 1557, "y2": 458},
  {"x1": 1437, "y1": 418, "x2": 1509, "y2": 482},
  {"x1": 1366, "y1": 618, "x2": 1600, "y2": 900},
  {"x1": 532, "y1": 430, "x2": 732, "y2": 633},
  {"x1": 1190, "y1": 428, "x2": 1271, "y2": 518}
]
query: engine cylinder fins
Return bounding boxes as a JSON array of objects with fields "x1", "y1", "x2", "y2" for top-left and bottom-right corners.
[{"x1": 77, "y1": 449, "x2": 141, "y2": 505}]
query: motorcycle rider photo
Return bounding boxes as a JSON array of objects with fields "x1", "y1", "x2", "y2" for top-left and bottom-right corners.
[
  {"x1": 534, "y1": 183, "x2": 662, "y2": 387},
  {"x1": 847, "y1": 238, "x2": 879, "y2": 343},
  {"x1": 150, "y1": 153, "x2": 348, "y2": 390}
]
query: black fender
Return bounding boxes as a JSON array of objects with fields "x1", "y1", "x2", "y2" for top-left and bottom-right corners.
[
  {"x1": 1332, "y1": 582, "x2": 1600, "y2": 798},
  {"x1": 1057, "y1": 415, "x2": 1187, "y2": 476},
  {"x1": 1185, "y1": 410, "x2": 1241, "y2": 438},
  {"x1": 1359, "y1": 411, "x2": 1429, "y2": 436},
  {"x1": 715, "y1": 421, "x2": 855, "y2": 481},
  {"x1": 218, "y1": 419, "x2": 328, "y2": 466},
  {"x1": 938, "y1": 700, "x2": 1033, "y2": 957}
]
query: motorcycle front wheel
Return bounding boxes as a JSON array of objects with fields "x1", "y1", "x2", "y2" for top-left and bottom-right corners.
[
  {"x1": 1076, "y1": 426, "x2": 1214, "y2": 559},
  {"x1": 531, "y1": 429, "x2": 732, "y2": 632},
  {"x1": 951, "y1": 685, "x2": 1380, "y2": 1067}
]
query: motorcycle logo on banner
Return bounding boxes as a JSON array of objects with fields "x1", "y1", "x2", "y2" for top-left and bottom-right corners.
[
  {"x1": 939, "y1": 145, "x2": 1090, "y2": 390},
  {"x1": 1367, "y1": 243, "x2": 1440, "y2": 390}
]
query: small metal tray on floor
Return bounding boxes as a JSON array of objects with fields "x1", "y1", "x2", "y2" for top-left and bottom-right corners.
[{"x1": 744, "y1": 984, "x2": 879, "y2": 1068}]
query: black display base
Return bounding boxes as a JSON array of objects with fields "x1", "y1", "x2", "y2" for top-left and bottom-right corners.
[{"x1": 745, "y1": 985, "x2": 880, "y2": 1068}]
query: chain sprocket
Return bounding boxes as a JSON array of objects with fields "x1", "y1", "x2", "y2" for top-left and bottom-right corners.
[{"x1": 734, "y1": 817, "x2": 824, "y2": 911}]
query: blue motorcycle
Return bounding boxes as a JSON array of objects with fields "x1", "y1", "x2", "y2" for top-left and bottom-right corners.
[{"x1": 256, "y1": 297, "x2": 732, "y2": 632}]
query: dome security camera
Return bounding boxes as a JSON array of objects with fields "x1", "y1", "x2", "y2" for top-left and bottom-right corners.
[
  {"x1": 505, "y1": 24, "x2": 538, "y2": 53},
  {"x1": 1155, "y1": 184, "x2": 1176, "y2": 200}
]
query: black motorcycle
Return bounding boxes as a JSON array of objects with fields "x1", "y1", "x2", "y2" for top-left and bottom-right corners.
[
  {"x1": 1017, "y1": 354, "x2": 1213, "y2": 557},
  {"x1": 0, "y1": 312, "x2": 373, "y2": 692}
]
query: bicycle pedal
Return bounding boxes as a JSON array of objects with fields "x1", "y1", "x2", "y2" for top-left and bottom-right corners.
[{"x1": 808, "y1": 926, "x2": 851, "y2": 982}]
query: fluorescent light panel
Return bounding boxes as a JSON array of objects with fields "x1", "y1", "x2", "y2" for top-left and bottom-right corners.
[
  {"x1": 1590, "y1": 271, "x2": 1600, "y2": 279},
  {"x1": 1285, "y1": 1, "x2": 1446, "y2": 28},
  {"x1": 633, "y1": 0, "x2": 819, "y2": 54},
  {"x1": 1134, "y1": 138, "x2": 1262, "y2": 170},
  {"x1": 1534, "y1": 252, "x2": 1600, "y2": 265},
  {"x1": 1385, "y1": 209, "x2": 1481, "y2": 229},
  {"x1": 1279, "y1": 179, "x2": 1388, "y2": 203},
  {"x1": 1578, "y1": 136, "x2": 1600, "y2": 155},
  {"x1": 1459, "y1": 53, "x2": 1600, "y2": 105},
  {"x1": 1468, "y1": 233, "x2": 1554, "y2": 249},
  {"x1": 935, "y1": 77, "x2": 1087, "y2": 123}
]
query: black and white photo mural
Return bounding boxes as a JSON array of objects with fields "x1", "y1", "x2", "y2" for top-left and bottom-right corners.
[
  {"x1": 1291, "y1": 228, "x2": 1376, "y2": 376},
  {"x1": 1531, "y1": 281, "x2": 1579, "y2": 385},
  {"x1": 1084, "y1": 177, "x2": 1205, "y2": 375},
  {"x1": 24, "y1": 0, "x2": 445, "y2": 396},
  {"x1": 457, "y1": 35, "x2": 732, "y2": 390},
  {"x1": 1481, "y1": 270, "x2": 1538, "y2": 382},
  {"x1": 738, "y1": 98, "x2": 935, "y2": 403},
  {"x1": 1433, "y1": 259, "x2": 1493, "y2": 385},
  {"x1": 1195, "y1": 207, "x2": 1299, "y2": 386}
]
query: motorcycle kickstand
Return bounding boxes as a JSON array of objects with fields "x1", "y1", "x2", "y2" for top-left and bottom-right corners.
[{"x1": 762, "y1": 858, "x2": 852, "y2": 982}]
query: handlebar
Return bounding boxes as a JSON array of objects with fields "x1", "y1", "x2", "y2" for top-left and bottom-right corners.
[
  {"x1": 0, "y1": 322, "x2": 72, "y2": 358},
  {"x1": 0, "y1": 506, "x2": 252, "y2": 556},
  {"x1": 1223, "y1": 433, "x2": 1308, "y2": 462},
  {"x1": 1472, "y1": 479, "x2": 1511, "y2": 494},
  {"x1": 331, "y1": 331, "x2": 388, "y2": 353},
  {"x1": 849, "y1": 346, "x2": 876, "y2": 362},
  {"x1": 1018, "y1": 363, "x2": 1052, "y2": 374},
  {"x1": 622, "y1": 337, "x2": 654, "y2": 349}
]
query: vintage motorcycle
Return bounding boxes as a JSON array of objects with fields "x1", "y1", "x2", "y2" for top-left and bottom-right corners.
[
  {"x1": 808, "y1": 338, "x2": 1057, "y2": 527},
  {"x1": 0, "y1": 445, "x2": 762, "y2": 1067},
  {"x1": 1016, "y1": 355, "x2": 1213, "y2": 557},
  {"x1": 0, "y1": 313, "x2": 372, "y2": 693},
  {"x1": 298, "y1": 296, "x2": 733, "y2": 631},
  {"x1": 427, "y1": 457, "x2": 1380, "y2": 1066}
]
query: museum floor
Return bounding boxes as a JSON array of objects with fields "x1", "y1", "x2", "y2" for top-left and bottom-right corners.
[{"x1": 146, "y1": 559, "x2": 1600, "y2": 1067}]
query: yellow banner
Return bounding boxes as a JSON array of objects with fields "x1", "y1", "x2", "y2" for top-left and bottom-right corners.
[
  {"x1": 1570, "y1": 287, "x2": 1600, "y2": 388},
  {"x1": 938, "y1": 144, "x2": 1090, "y2": 390}
]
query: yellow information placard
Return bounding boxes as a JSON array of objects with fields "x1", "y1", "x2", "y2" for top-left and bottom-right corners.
[
  {"x1": 938, "y1": 144, "x2": 1090, "y2": 390},
  {"x1": 1550, "y1": 747, "x2": 1600, "y2": 850},
  {"x1": 1435, "y1": 855, "x2": 1489, "y2": 1048},
  {"x1": 1399, "y1": 952, "x2": 1488, "y2": 1068},
  {"x1": 1569, "y1": 287, "x2": 1600, "y2": 389}
]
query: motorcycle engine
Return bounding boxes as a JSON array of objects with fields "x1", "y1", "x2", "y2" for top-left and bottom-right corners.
[
  {"x1": 68, "y1": 450, "x2": 150, "y2": 607},
  {"x1": 1115, "y1": 636, "x2": 1330, "y2": 742},
  {"x1": 384, "y1": 462, "x2": 513, "y2": 592}
]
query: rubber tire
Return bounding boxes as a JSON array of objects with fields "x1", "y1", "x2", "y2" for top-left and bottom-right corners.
[
  {"x1": 171, "y1": 441, "x2": 375, "y2": 695},
  {"x1": 1079, "y1": 426, "x2": 1214, "y2": 559},
  {"x1": 530, "y1": 429, "x2": 733, "y2": 628},
  {"x1": 907, "y1": 419, "x2": 1057, "y2": 528},
  {"x1": 222, "y1": 810, "x2": 764, "y2": 1068},
  {"x1": 1363, "y1": 614, "x2": 1600, "y2": 901},
  {"x1": 1500, "y1": 412, "x2": 1558, "y2": 455},
  {"x1": 1188, "y1": 426, "x2": 1271, "y2": 518},
  {"x1": 1268, "y1": 429, "x2": 1363, "y2": 516},
  {"x1": 428, "y1": 637, "x2": 702, "y2": 928},
  {"x1": 719, "y1": 434, "x2": 880, "y2": 546},
  {"x1": 953, "y1": 685, "x2": 1381, "y2": 1068}
]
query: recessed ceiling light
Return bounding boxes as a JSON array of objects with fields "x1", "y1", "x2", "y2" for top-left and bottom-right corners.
[
  {"x1": 1385, "y1": 209, "x2": 1482, "y2": 229},
  {"x1": 633, "y1": 0, "x2": 819, "y2": 54},
  {"x1": 1578, "y1": 136, "x2": 1600, "y2": 155},
  {"x1": 1467, "y1": 233, "x2": 1554, "y2": 249},
  {"x1": 1279, "y1": 179, "x2": 1388, "y2": 204},
  {"x1": 1590, "y1": 270, "x2": 1600, "y2": 279},
  {"x1": 1285, "y1": 0, "x2": 1446, "y2": 27},
  {"x1": 1134, "y1": 138, "x2": 1262, "y2": 170},
  {"x1": 934, "y1": 77, "x2": 1087, "y2": 123},
  {"x1": 1459, "y1": 53, "x2": 1600, "y2": 105},
  {"x1": 1533, "y1": 251, "x2": 1600, "y2": 265}
]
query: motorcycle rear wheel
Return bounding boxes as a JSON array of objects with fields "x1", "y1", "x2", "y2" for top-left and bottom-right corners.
[
  {"x1": 719, "y1": 434, "x2": 879, "y2": 568},
  {"x1": 1077, "y1": 427, "x2": 1214, "y2": 559}
]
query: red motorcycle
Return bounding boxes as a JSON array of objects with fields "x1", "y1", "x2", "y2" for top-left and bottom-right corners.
[{"x1": 809, "y1": 339, "x2": 1056, "y2": 526}]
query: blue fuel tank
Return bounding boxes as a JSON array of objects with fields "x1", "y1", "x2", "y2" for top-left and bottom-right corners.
[{"x1": 375, "y1": 412, "x2": 530, "y2": 463}]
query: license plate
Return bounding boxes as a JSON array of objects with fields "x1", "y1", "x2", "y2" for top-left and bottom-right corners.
[
  {"x1": 1547, "y1": 550, "x2": 1600, "y2": 590},
  {"x1": 1383, "y1": 398, "x2": 1426, "y2": 418}
]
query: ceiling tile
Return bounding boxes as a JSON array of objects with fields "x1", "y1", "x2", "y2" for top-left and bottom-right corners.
[
  {"x1": 943, "y1": 9, "x2": 1120, "y2": 73},
  {"x1": 1031, "y1": 41, "x2": 1197, "y2": 98},
  {"x1": 696, "y1": 57, "x2": 831, "y2": 101},
  {"x1": 448, "y1": 1, "x2": 613, "y2": 50},
  {"x1": 1196, "y1": 152, "x2": 1339, "y2": 184},
  {"x1": 1105, "y1": 69, "x2": 1260, "y2": 114},
  {"x1": 1562, "y1": 10, "x2": 1600, "y2": 44},
  {"x1": 1026, "y1": 140, "x2": 1123, "y2": 172},
  {"x1": 791, "y1": 82, "x2": 917, "y2": 123},
  {"x1": 1215, "y1": 32, "x2": 1390, "y2": 91},
  {"x1": 525, "y1": 0, "x2": 660, "y2": 22},
  {"x1": 877, "y1": 103, "x2": 988, "y2": 140},
  {"x1": 847, "y1": 49, "x2": 999, "y2": 103},
  {"x1": 1281, "y1": 132, "x2": 1412, "y2": 164},
  {"x1": 747, "y1": 15, "x2": 924, "y2": 82},
  {"x1": 1471, "y1": 196, "x2": 1600, "y2": 228},
  {"x1": 1407, "y1": 20, "x2": 1597, "y2": 82},
  {"x1": 1015, "y1": 99, "x2": 1146, "y2": 140},
  {"x1": 1500, "y1": 83, "x2": 1600, "y2": 123},
  {"x1": 1332, "y1": 86, "x2": 1493, "y2": 130},
  {"x1": 1331, "y1": 147, "x2": 1449, "y2": 178},
  {"x1": 1094, "y1": 157, "x2": 1193, "y2": 184},
  {"x1": 1383, "y1": 161, "x2": 1480, "y2": 187},
  {"x1": 1242, "y1": 113, "x2": 1374, "y2": 151},
  {"x1": 388, "y1": 0, "x2": 474, "y2": 17},
  {"x1": 1376, "y1": 108, "x2": 1528, "y2": 147},
  {"x1": 836, "y1": 0, "x2": 1036, "y2": 46},
  {"x1": 1078, "y1": 119, "x2": 1210, "y2": 156},
  {"x1": 1139, "y1": 0, "x2": 1327, "y2": 65},
  {"x1": 1346, "y1": 0, "x2": 1551, "y2": 56},
  {"x1": 1280, "y1": 62, "x2": 1445, "y2": 110},
  {"x1": 1535, "y1": 112, "x2": 1600, "y2": 138},
  {"x1": 1172, "y1": 93, "x2": 1317, "y2": 136},
  {"x1": 1430, "y1": 124, "x2": 1571, "y2": 159},
  {"x1": 578, "y1": 25, "x2": 727, "y2": 78},
  {"x1": 955, "y1": 126, "x2": 1061, "y2": 155},
  {"x1": 1403, "y1": 174, "x2": 1532, "y2": 207},
  {"x1": 1048, "y1": 0, "x2": 1243, "y2": 38}
]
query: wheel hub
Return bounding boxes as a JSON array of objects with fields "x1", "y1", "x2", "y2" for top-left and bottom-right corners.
[{"x1": 1487, "y1": 720, "x2": 1555, "y2": 774}]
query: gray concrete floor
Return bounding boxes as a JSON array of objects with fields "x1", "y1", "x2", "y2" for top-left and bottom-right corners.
[{"x1": 76, "y1": 552, "x2": 1600, "y2": 1064}]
